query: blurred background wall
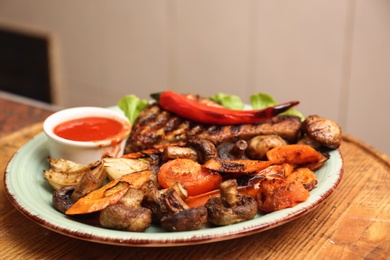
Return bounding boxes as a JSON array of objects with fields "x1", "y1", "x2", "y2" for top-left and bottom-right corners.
[{"x1": 0, "y1": 0, "x2": 389, "y2": 154}]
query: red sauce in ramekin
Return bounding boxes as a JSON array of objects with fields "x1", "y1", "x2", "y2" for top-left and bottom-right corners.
[{"x1": 53, "y1": 117, "x2": 124, "y2": 142}]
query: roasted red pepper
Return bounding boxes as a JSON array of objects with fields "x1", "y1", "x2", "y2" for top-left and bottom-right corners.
[{"x1": 151, "y1": 90, "x2": 299, "y2": 125}]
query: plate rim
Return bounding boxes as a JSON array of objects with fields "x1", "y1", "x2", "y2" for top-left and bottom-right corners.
[{"x1": 4, "y1": 132, "x2": 344, "y2": 247}]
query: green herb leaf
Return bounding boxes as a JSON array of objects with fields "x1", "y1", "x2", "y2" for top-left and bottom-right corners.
[
  {"x1": 209, "y1": 93, "x2": 245, "y2": 110},
  {"x1": 281, "y1": 108, "x2": 305, "y2": 120},
  {"x1": 250, "y1": 92, "x2": 304, "y2": 120},
  {"x1": 117, "y1": 95, "x2": 149, "y2": 125},
  {"x1": 250, "y1": 93, "x2": 277, "y2": 109}
]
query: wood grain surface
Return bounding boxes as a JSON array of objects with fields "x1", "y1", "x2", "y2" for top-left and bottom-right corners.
[{"x1": 1, "y1": 124, "x2": 389, "y2": 259}]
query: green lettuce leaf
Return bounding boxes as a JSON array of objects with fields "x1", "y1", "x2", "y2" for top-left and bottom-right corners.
[
  {"x1": 117, "y1": 95, "x2": 149, "y2": 125},
  {"x1": 209, "y1": 93, "x2": 245, "y2": 110},
  {"x1": 250, "y1": 92, "x2": 304, "y2": 120},
  {"x1": 250, "y1": 93, "x2": 277, "y2": 109},
  {"x1": 118, "y1": 91, "x2": 303, "y2": 125},
  {"x1": 280, "y1": 108, "x2": 305, "y2": 119}
]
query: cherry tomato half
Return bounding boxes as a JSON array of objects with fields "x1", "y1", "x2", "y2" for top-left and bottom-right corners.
[{"x1": 158, "y1": 158, "x2": 223, "y2": 196}]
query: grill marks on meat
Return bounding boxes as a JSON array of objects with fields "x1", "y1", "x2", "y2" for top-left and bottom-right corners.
[
  {"x1": 126, "y1": 103, "x2": 302, "y2": 153},
  {"x1": 130, "y1": 104, "x2": 194, "y2": 150},
  {"x1": 195, "y1": 116, "x2": 302, "y2": 145}
]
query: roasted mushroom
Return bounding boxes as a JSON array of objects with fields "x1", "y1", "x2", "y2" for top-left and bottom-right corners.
[
  {"x1": 52, "y1": 161, "x2": 106, "y2": 213},
  {"x1": 217, "y1": 140, "x2": 249, "y2": 160},
  {"x1": 141, "y1": 180, "x2": 169, "y2": 223},
  {"x1": 160, "y1": 186, "x2": 207, "y2": 231},
  {"x1": 205, "y1": 179, "x2": 258, "y2": 226},
  {"x1": 246, "y1": 135, "x2": 287, "y2": 160},
  {"x1": 301, "y1": 115, "x2": 342, "y2": 149},
  {"x1": 162, "y1": 146, "x2": 198, "y2": 162},
  {"x1": 187, "y1": 139, "x2": 218, "y2": 164},
  {"x1": 297, "y1": 135, "x2": 322, "y2": 150},
  {"x1": 52, "y1": 185, "x2": 76, "y2": 213},
  {"x1": 99, "y1": 188, "x2": 152, "y2": 232}
]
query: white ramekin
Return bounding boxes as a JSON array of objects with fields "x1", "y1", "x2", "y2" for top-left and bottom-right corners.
[{"x1": 43, "y1": 107, "x2": 131, "y2": 165}]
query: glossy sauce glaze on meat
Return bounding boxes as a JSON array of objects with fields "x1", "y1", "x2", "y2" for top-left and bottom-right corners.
[{"x1": 126, "y1": 102, "x2": 303, "y2": 153}]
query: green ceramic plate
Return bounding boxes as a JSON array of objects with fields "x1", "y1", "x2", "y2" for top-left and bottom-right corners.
[{"x1": 4, "y1": 131, "x2": 343, "y2": 247}]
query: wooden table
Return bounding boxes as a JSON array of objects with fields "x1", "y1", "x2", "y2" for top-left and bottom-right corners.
[{"x1": 1, "y1": 93, "x2": 389, "y2": 259}]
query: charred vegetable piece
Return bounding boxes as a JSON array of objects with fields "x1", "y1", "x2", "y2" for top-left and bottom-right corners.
[
  {"x1": 185, "y1": 189, "x2": 221, "y2": 209},
  {"x1": 66, "y1": 181, "x2": 130, "y2": 215},
  {"x1": 185, "y1": 164, "x2": 294, "y2": 208},
  {"x1": 103, "y1": 157, "x2": 150, "y2": 180},
  {"x1": 99, "y1": 188, "x2": 152, "y2": 232},
  {"x1": 248, "y1": 163, "x2": 295, "y2": 184},
  {"x1": 162, "y1": 146, "x2": 198, "y2": 162},
  {"x1": 49, "y1": 158, "x2": 94, "y2": 173},
  {"x1": 65, "y1": 170, "x2": 151, "y2": 215},
  {"x1": 266, "y1": 144, "x2": 328, "y2": 165},
  {"x1": 43, "y1": 159, "x2": 100, "y2": 190},
  {"x1": 256, "y1": 179, "x2": 309, "y2": 213},
  {"x1": 151, "y1": 90, "x2": 300, "y2": 125},
  {"x1": 285, "y1": 167, "x2": 318, "y2": 191},
  {"x1": 205, "y1": 179, "x2": 258, "y2": 226},
  {"x1": 203, "y1": 158, "x2": 272, "y2": 175},
  {"x1": 185, "y1": 182, "x2": 264, "y2": 209},
  {"x1": 71, "y1": 161, "x2": 107, "y2": 202}
]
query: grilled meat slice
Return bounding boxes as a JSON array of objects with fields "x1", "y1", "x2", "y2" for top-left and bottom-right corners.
[{"x1": 126, "y1": 103, "x2": 302, "y2": 153}]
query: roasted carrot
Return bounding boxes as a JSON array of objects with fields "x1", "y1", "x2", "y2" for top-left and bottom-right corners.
[
  {"x1": 257, "y1": 179, "x2": 310, "y2": 213},
  {"x1": 266, "y1": 144, "x2": 327, "y2": 165},
  {"x1": 285, "y1": 167, "x2": 318, "y2": 191},
  {"x1": 203, "y1": 158, "x2": 272, "y2": 175},
  {"x1": 185, "y1": 189, "x2": 220, "y2": 208},
  {"x1": 66, "y1": 170, "x2": 151, "y2": 215},
  {"x1": 185, "y1": 185, "x2": 259, "y2": 208}
]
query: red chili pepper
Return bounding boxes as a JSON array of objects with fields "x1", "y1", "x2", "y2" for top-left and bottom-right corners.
[{"x1": 151, "y1": 90, "x2": 299, "y2": 125}]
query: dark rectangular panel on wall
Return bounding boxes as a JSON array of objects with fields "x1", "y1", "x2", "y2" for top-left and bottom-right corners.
[{"x1": 0, "y1": 28, "x2": 52, "y2": 103}]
